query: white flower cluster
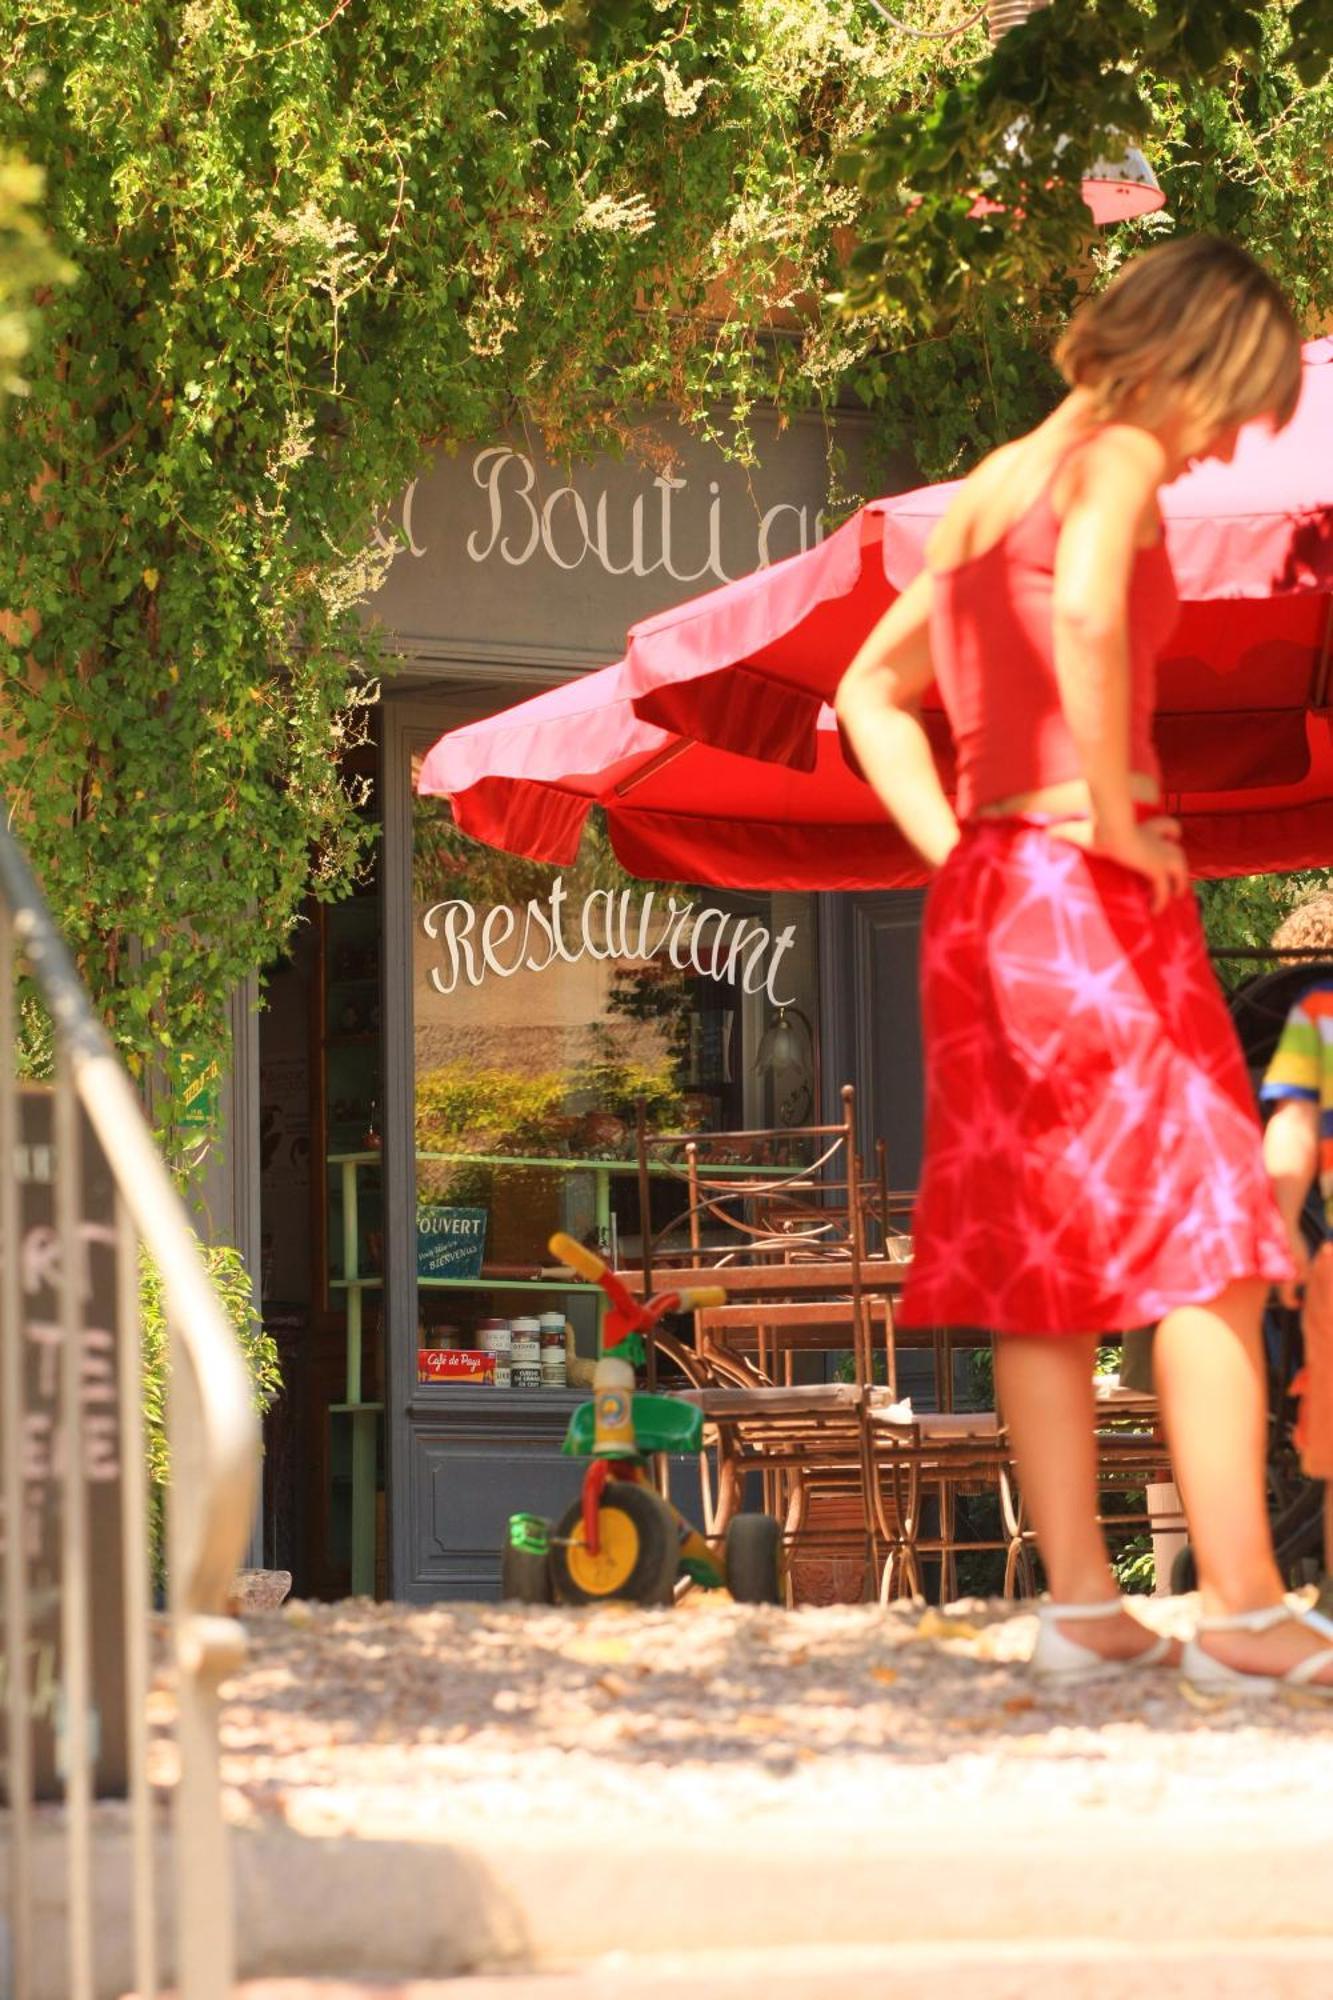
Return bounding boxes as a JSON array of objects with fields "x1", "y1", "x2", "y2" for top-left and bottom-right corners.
[
  {"x1": 575, "y1": 190, "x2": 656, "y2": 237},
  {"x1": 657, "y1": 61, "x2": 709, "y2": 119}
]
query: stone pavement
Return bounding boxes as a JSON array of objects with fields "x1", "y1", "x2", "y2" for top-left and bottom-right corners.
[
  {"x1": 34, "y1": 1592, "x2": 1333, "y2": 1996},
  {"x1": 218, "y1": 1942, "x2": 1333, "y2": 1999}
]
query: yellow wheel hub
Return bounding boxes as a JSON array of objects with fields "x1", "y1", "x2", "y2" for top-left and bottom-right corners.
[{"x1": 565, "y1": 1505, "x2": 640, "y2": 1597}]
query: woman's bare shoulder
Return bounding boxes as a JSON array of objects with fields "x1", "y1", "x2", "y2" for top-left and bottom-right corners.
[
  {"x1": 959, "y1": 437, "x2": 1029, "y2": 498},
  {"x1": 1063, "y1": 423, "x2": 1166, "y2": 498},
  {"x1": 925, "y1": 438, "x2": 1041, "y2": 567}
]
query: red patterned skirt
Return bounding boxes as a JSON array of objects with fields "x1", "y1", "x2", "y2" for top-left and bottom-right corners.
[{"x1": 898, "y1": 820, "x2": 1294, "y2": 1337}]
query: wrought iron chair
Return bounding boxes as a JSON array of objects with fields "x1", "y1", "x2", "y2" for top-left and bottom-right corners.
[{"x1": 632, "y1": 1085, "x2": 898, "y2": 1598}]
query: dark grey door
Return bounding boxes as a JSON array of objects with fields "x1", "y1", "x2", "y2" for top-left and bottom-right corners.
[{"x1": 820, "y1": 889, "x2": 927, "y2": 1190}]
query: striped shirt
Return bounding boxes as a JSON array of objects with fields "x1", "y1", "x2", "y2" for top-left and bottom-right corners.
[{"x1": 1261, "y1": 980, "x2": 1333, "y2": 1220}]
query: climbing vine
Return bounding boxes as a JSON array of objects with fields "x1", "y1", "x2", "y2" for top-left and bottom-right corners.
[
  {"x1": 0, "y1": 1, "x2": 942, "y2": 1122},
  {"x1": 839, "y1": 0, "x2": 1333, "y2": 328},
  {"x1": 844, "y1": 2, "x2": 1333, "y2": 479}
]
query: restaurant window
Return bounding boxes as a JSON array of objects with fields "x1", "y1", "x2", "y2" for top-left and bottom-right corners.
[{"x1": 405, "y1": 790, "x2": 819, "y2": 1388}]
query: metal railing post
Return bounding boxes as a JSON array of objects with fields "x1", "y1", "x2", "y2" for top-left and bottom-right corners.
[
  {"x1": 116, "y1": 1193, "x2": 158, "y2": 2000},
  {"x1": 55, "y1": 1059, "x2": 94, "y2": 2000},
  {"x1": 1, "y1": 918, "x2": 34, "y2": 2000},
  {"x1": 0, "y1": 812, "x2": 260, "y2": 2000}
]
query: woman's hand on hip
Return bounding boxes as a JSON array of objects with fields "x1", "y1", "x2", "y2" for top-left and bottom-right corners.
[{"x1": 1051, "y1": 814, "x2": 1188, "y2": 912}]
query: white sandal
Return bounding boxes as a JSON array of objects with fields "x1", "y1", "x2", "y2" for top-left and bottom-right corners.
[
  {"x1": 1181, "y1": 1601, "x2": 1333, "y2": 1698},
  {"x1": 1030, "y1": 1597, "x2": 1175, "y2": 1683}
]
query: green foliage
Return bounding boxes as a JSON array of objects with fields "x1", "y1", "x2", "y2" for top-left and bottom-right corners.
[
  {"x1": 1198, "y1": 871, "x2": 1333, "y2": 990},
  {"x1": 0, "y1": 153, "x2": 72, "y2": 397},
  {"x1": 414, "y1": 1050, "x2": 683, "y2": 1160},
  {"x1": 841, "y1": 1, "x2": 1332, "y2": 328},
  {"x1": 1111, "y1": 1532, "x2": 1156, "y2": 1595},
  {"x1": 858, "y1": 307, "x2": 1065, "y2": 483},
  {"x1": 574, "y1": 1042, "x2": 687, "y2": 1131},
  {"x1": 842, "y1": 4, "x2": 1333, "y2": 479},
  {"x1": 140, "y1": 1239, "x2": 282, "y2": 1580},
  {"x1": 0, "y1": 2, "x2": 937, "y2": 1130},
  {"x1": 415, "y1": 1062, "x2": 574, "y2": 1161}
]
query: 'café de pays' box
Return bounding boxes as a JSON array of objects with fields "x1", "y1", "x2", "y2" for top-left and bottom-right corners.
[{"x1": 417, "y1": 1348, "x2": 495, "y2": 1385}]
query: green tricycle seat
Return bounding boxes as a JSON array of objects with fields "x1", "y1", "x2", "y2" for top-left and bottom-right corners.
[{"x1": 562, "y1": 1391, "x2": 705, "y2": 1459}]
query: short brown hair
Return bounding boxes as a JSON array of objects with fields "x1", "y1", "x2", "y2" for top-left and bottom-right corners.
[{"x1": 1056, "y1": 236, "x2": 1303, "y2": 436}]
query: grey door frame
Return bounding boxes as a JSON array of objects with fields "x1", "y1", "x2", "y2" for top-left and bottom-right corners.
[{"x1": 380, "y1": 672, "x2": 567, "y2": 1597}]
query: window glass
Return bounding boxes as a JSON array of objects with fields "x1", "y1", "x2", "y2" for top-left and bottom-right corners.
[{"x1": 409, "y1": 795, "x2": 818, "y2": 1381}]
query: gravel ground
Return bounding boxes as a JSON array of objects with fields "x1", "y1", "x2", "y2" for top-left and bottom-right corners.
[{"x1": 196, "y1": 1591, "x2": 1333, "y2": 1848}]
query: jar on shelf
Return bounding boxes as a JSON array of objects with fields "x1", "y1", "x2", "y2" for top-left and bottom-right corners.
[
  {"x1": 479, "y1": 1317, "x2": 512, "y2": 1358},
  {"x1": 540, "y1": 1343, "x2": 567, "y2": 1389},
  {"x1": 510, "y1": 1315, "x2": 541, "y2": 1388},
  {"x1": 538, "y1": 1312, "x2": 567, "y2": 1350},
  {"x1": 480, "y1": 1318, "x2": 512, "y2": 1388}
]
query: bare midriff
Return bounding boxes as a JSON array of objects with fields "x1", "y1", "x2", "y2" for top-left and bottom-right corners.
[{"x1": 973, "y1": 770, "x2": 1163, "y2": 825}]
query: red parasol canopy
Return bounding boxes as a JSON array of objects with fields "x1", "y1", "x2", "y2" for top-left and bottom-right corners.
[
  {"x1": 419, "y1": 342, "x2": 1333, "y2": 887},
  {"x1": 415, "y1": 659, "x2": 921, "y2": 889}
]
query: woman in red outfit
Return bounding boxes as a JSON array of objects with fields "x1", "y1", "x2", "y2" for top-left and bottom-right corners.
[{"x1": 837, "y1": 236, "x2": 1333, "y2": 1694}]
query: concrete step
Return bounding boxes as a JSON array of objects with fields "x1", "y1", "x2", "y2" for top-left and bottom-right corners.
[
  {"x1": 27, "y1": 1800, "x2": 1333, "y2": 2000},
  {"x1": 191, "y1": 1941, "x2": 1333, "y2": 2000}
]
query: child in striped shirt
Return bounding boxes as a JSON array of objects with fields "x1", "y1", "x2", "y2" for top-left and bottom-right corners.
[{"x1": 1261, "y1": 894, "x2": 1333, "y2": 1583}]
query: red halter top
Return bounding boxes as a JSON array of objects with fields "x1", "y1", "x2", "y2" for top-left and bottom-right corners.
[{"x1": 928, "y1": 469, "x2": 1179, "y2": 820}]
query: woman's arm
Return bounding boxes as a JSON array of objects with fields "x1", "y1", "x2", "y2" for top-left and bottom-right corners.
[
  {"x1": 1051, "y1": 428, "x2": 1188, "y2": 911},
  {"x1": 834, "y1": 570, "x2": 959, "y2": 870}
]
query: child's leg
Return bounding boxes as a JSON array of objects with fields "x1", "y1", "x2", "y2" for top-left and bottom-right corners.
[{"x1": 1301, "y1": 1243, "x2": 1333, "y2": 1580}]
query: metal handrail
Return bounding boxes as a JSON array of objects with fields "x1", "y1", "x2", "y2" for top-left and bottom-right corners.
[{"x1": 0, "y1": 816, "x2": 260, "y2": 2000}]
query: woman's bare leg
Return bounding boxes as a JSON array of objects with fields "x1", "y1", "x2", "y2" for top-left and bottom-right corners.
[
  {"x1": 1155, "y1": 1278, "x2": 1333, "y2": 1681},
  {"x1": 996, "y1": 1332, "x2": 1171, "y2": 1660}
]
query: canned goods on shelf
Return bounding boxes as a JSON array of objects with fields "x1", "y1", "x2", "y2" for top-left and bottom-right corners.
[
  {"x1": 479, "y1": 1317, "x2": 512, "y2": 1356},
  {"x1": 512, "y1": 1364, "x2": 542, "y2": 1390}
]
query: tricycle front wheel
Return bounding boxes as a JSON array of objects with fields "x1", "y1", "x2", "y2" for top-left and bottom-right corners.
[{"x1": 552, "y1": 1482, "x2": 679, "y2": 1607}]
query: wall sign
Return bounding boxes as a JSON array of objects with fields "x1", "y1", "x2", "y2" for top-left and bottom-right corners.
[
  {"x1": 416, "y1": 1205, "x2": 488, "y2": 1281},
  {"x1": 178, "y1": 1050, "x2": 222, "y2": 1133},
  {"x1": 420, "y1": 879, "x2": 797, "y2": 1005},
  {"x1": 366, "y1": 411, "x2": 875, "y2": 670},
  {"x1": 380, "y1": 447, "x2": 827, "y2": 589}
]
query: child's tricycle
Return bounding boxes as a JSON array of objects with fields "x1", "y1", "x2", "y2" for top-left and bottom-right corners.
[{"x1": 500, "y1": 1233, "x2": 784, "y2": 1608}]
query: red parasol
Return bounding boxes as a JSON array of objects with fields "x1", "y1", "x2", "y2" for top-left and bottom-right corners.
[
  {"x1": 419, "y1": 342, "x2": 1333, "y2": 886},
  {"x1": 415, "y1": 657, "x2": 924, "y2": 890}
]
